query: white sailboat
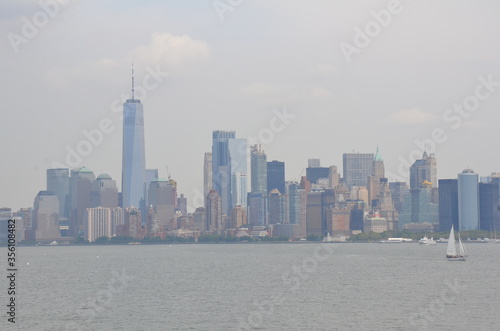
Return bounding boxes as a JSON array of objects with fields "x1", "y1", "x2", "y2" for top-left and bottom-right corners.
[{"x1": 446, "y1": 225, "x2": 467, "y2": 261}]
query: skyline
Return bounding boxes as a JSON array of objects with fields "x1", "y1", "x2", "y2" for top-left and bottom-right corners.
[{"x1": 2, "y1": 1, "x2": 500, "y2": 211}]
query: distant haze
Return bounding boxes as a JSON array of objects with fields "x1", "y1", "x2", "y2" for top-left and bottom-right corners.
[{"x1": 1, "y1": 0, "x2": 500, "y2": 211}]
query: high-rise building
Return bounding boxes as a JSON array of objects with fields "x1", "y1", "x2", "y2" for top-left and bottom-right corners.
[
  {"x1": 267, "y1": 160, "x2": 285, "y2": 194},
  {"x1": 251, "y1": 145, "x2": 267, "y2": 194},
  {"x1": 389, "y1": 182, "x2": 408, "y2": 214},
  {"x1": 306, "y1": 189, "x2": 334, "y2": 237},
  {"x1": 288, "y1": 183, "x2": 307, "y2": 238},
  {"x1": 229, "y1": 205, "x2": 247, "y2": 229},
  {"x1": 438, "y1": 179, "x2": 459, "y2": 232},
  {"x1": 399, "y1": 182, "x2": 438, "y2": 228},
  {"x1": 145, "y1": 168, "x2": 159, "y2": 207},
  {"x1": 343, "y1": 153, "x2": 374, "y2": 189},
  {"x1": 306, "y1": 167, "x2": 330, "y2": 185},
  {"x1": 70, "y1": 166, "x2": 95, "y2": 236},
  {"x1": 458, "y1": 169, "x2": 479, "y2": 231},
  {"x1": 247, "y1": 192, "x2": 268, "y2": 226},
  {"x1": 378, "y1": 179, "x2": 398, "y2": 231},
  {"x1": 329, "y1": 166, "x2": 340, "y2": 189},
  {"x1": 205, "y1": 189, "x2": 223, "y2": 232},
  {"x1": 212, "y1": 130, "x2": 235, "y2": 216},
  {"x1": 85, "y1": 207, "x2": 112, "y2": 242},
  {"x1": 479, "y1": 182, "x2": 500, "y2": 231},
  {"x1": 268, "y1": 189, "x2": 288, "y2": 224},
  {"x1": 367, "y1": 147, "x2": 385, "y2": 207},
  {"x1": 46, "y1": 168, "x2": 70, "y2": 218},
  {"x1": 228, "y1": 138, "x2": 248, "y2": 210},
  {"x1": 327, "y1": 206, "x2": 350, "y2": 235},
  {"x1": 91, "y1": 174, "x2": 118, "y2": 208},
  {"x1": 148, "y1": 178, "x2": 176, "y2": 226},
  {"x1": 203, "y1": 152, "x2": 213, "y2": 197},
  {"x1": 409, "y1": 151, "x2": 437, "y2": 189},
  {"x1": 308, "y1": 158, "x2": 321, "y2": 168},
  {"x1": 33, "y1": 191, "x2": 61, "y2": 240},
  {"x1": 177, "y1": 194, "x2": 187, "y2": 216},
  {"x1": 122, "y1": 70, "x2": 146, "y2": 219}
]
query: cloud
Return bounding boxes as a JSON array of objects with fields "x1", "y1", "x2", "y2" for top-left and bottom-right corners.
[
  {"x1": 241, "y1": 83, "x2": 281, "y2": 96},
  {"x1": 386, "y1": 108, "x2": 439, "y2": 125},
  {"x1": 45, "y1": 32, "x2": 209, "y2": 88},
  {"x1": 133, "y1": 32, "x2": 209, "y2": 67}
]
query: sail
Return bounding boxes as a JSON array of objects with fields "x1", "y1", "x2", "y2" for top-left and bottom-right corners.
[
  {"x1": 458, "y1": 233, "x2": 467, "y2": 256},
  {"x1": 447, "y1": 226, "x2": 457, "y2": 256}
]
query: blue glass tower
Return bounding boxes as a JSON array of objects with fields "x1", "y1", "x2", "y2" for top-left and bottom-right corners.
[{"x1": 122, "y1": 68, "x2": 146, "y2": 218}]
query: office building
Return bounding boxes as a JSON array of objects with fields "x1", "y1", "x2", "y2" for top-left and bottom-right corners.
[
  {"x1": 438, "y1": 179, "x2": 459, "y2": 232},
  {"x1": 247, "y1": 192, "x2": 268, "y2": 226},
  {"x1": 267, "y1": 160, "x2": 285, "y2": 194},
  {"x1": 458, "y1": 169, "x2": 479, "y2": 231},
  {"x1": 205, "y1": 189, "x2": 223, "y2": 232},
  {"x1": 85, "y1": 207, "x2": 112, "y2": 242},
  {"x1": 33, "y1": 191, "x2": 61, "y2": 241},
  {"x1": 250, "y1": 145, "x2": 267, "y2": 194},
  {"x1": 122, "y1": 71, "x2": 146, "y2": 218},
  {"x1": 70, "y1": 166, "x2": 95, "y2": 236},
  {"x1": 409, "y1": 151, "x2": 437, "y2": 188},
  {"x1": 343, "y1": 153, "x2": 374, "y2": 188},
  {"x1": 91, "y1": 174, "x2": 118, "y2": 208},
  {"x1": 46, "y1": 168, "x2": 70, "y2": 218}
]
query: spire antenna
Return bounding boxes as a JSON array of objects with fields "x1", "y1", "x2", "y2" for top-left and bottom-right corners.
[{"x1": 131, "y1": 63, "x2": 135, "y2": 100}]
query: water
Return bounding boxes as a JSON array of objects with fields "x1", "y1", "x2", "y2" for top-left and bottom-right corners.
[{"x1": 5, "y1": 243, "x2": 500, "y2": 330}]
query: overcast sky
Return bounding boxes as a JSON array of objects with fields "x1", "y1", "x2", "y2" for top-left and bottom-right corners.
[{"x1": 2, "y1": 0, "x2": 500, "y2": 212}]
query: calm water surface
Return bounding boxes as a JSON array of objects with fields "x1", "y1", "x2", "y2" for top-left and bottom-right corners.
[{"x1": 6, "y1": 243, "x2": 500, "y2": 330}]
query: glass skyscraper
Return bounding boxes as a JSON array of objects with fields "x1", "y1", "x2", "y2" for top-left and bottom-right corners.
[
  {"x1": 121, "y1": 73, "x2": 146, "y2": 217},
  {"x1": 458, "y1": 169, "x2": 479, "y2": 231}
]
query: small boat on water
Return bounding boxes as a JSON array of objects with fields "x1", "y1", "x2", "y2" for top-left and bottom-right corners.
[
  {"x1": 446, "y1": 225, "x2": 467, "y2": 261},
  {"x1": 419, "y1": 236, "x2": 437, "y2": 246}
]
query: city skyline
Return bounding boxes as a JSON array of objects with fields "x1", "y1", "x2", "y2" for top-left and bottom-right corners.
[{"x1": 2, "y1": 1, "x2": 500, "y2": 212}]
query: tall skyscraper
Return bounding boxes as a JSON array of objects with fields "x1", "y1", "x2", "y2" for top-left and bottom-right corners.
[
  {"x1": 268, "y1": 189, "x2": 288, "y2": 224},
  {"x1": 267, "y1": 160, "x2": 285, "y2": 194},
  {"x1": 251, "y1": 145, "x2": 267, "y2": 194},
  {"x1": 458, "y1": 169, "x2": 479, "y2": 231},
  {"x1": 91, "y1": 174, "x2": 118, "y2": 208},
  {"x1": 205, "y1": 189, "x2": 223, "y2": 232},
  {"x1": 228, "y1": 138, "x2": 248, "y2": 210},
  {"x1": 479, "y1": 182, "x2": 500, "y2": 231},
  {"x1": 148, "y1": 178, "x2": 176, "y2": 226},
  {"x1": 343, "y1": 153, "x2": 374, "y2": 189},
  {"x1": 46, "y1": 168, "x2": 70, "y2": 218},
  {"x1": 70, "y1": 166, "x2": 95, "y2": 236},
  {"x1": 212, "y1": 130, "x2": 236, "y2": 216},
  {"x1": 122, "y1": 69, "x2": 146, "y2": 218},
  {"x1": 203, "y1": 152, "x2": 213, "y2": 197},
  {"x1": 33, "y1": 191, "x2": 61, "y2": 240},
  {"x1": 409, "y1": 151, "x2": 437, "y2": 188},
  {"x1": 438, "y1": 179, "x2": 459, "y2": 232},
  {"x1": 210, "y1": 132, "x2": 247, "y2": 215}
]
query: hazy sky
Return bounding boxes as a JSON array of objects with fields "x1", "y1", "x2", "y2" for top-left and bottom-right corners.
[{"x1": 2, "y1": 0, "x2": 500, "y2": 212}]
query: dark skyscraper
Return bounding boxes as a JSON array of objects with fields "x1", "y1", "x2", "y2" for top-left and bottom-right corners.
[
  {"x1": 438, "y1": 179, "x2": 458, "y2": 232},
  {"x1": 479, "y1": 182, "x2": 500, "y2": 231},
  {"x1": 122, "y1": 69, "x2": 146, "y2": 216},
  {"x1": 267, "y1": 160, "x2": 285, "y2": 194}
]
